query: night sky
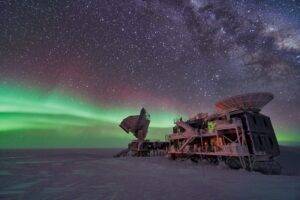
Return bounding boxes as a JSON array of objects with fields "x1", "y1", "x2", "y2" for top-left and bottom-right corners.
[{"x1": 0, "y1": 0, "x2": 299, "y2": 148}]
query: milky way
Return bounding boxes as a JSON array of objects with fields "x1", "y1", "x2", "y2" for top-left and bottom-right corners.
[{"x1": 0, "y1": 0, "x2": 299, "y2": 147}]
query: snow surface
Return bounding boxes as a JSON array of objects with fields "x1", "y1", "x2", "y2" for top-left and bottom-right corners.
[{"x1": 0, "y1": 147, "x2": 299, "y2": 200}]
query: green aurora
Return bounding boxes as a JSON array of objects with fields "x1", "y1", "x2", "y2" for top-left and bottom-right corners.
[
  {"x1": 0, "y1": 85, "x2": 177, "y2": 148},
  {"x1": 0, "y1": 84, "x2": 298, "y2": 148}
]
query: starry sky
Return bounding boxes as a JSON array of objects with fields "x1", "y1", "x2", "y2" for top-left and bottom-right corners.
[{"x1": 0, "y1": 0, "x2": 299, "y2": 148}]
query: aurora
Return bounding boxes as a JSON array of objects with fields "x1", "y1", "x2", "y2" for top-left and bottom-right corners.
[
  {"x1": 0, "y1": 84, "x2": 298, "y2": 148},
  {"x1": 0, "y1": 84, "x2": 179, "y2": 148}
]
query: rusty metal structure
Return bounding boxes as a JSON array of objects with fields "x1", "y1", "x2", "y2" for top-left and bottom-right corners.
[
  {"x1": 115, "y1": 108, "x2": 168, "y2": 157},
  {"x1": 167, "y1": 92, "x2": 281, "y2": 174}
]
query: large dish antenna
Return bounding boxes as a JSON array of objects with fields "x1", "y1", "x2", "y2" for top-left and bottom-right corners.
[
  {"x1": 215, "y1": 92, "x2": 274, "y2": 112},
  {"x1": 119, "y1": 108, "x2": 150, "y2": 141}
]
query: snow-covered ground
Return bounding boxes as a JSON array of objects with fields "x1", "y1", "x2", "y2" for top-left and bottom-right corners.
[{"x1": 0, "y1": 147, "x2": 299, "y2": 200}]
